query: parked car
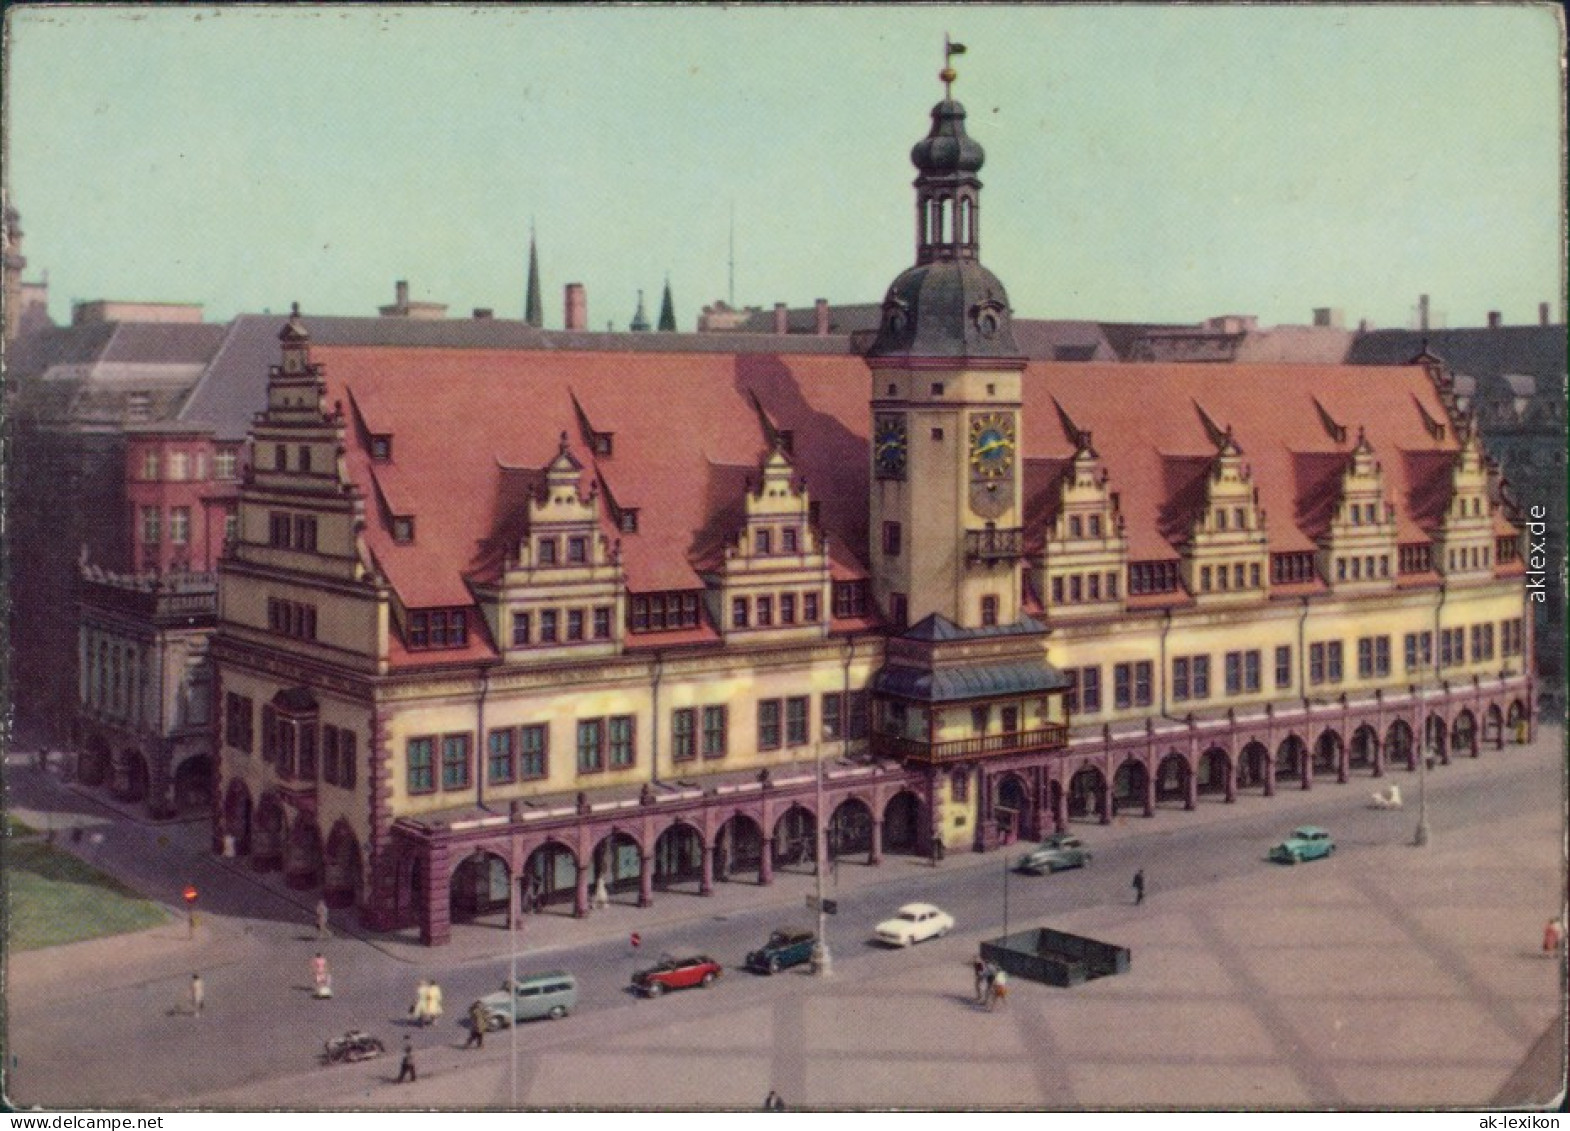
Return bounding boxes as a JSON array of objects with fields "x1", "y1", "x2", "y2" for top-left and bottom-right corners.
[
  {"x1": 873, "y1": 902, "x2": 954, "y2": 947},
  {"x1": 631, "y1": 954, "x2": 723, "y2": 997},
  {"x1": 1269, "y1": 826, "x2": 1336, "y2": 864},
  {"x1": 472, "y1": 970, "x2": 578, "y2": 1029},
  {"x1": 746, "y1": 928, "x2": 818, "y2": 974},
  {"x1": 1016, "y1": 834, "x2": 1093, "y2": 874}
]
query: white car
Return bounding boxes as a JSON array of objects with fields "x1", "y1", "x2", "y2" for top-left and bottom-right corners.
[{"x1": 873, "y1": 902, "x2": 955, "y2": 947}]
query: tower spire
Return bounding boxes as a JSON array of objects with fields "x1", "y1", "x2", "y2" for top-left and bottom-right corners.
[
  {"x1": 658, "y1": 274, "x2": 676, "y2": 332},
  {"x1": 524, "y1": 222, "x2": 543, "y2": 327},
  {"x1": 630, "y1": 289, "x2": 650, "y2": 333}
]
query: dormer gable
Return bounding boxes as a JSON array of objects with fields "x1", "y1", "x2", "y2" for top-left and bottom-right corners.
[
  {"x1": 1180, "y1": 427, "x2": 1269, "y2": 603},
  {"x1": 520, "y1": 433, "x2": 611, "y2": 571},
  {"x1": 1319, "y1": 428, "x2": 1398, "y2": 591},
  {"x1": 481, "y1": 433, "x2": 626, "y2": 662},
  {"x1": 1435, "y1": 424, "x2": 1496, "y2": 581},
  {"x1": 1039, "y1": 431, "x2": 1128, "y2": 618},
  {"x1": 716, "y1": 447, "x2": 830, "y2": 642}
]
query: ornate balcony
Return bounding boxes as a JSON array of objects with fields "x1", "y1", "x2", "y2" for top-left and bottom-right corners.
[
  {"x1": 965, "y1": 526, "x2": 1024, "y2": 564},
  {"x1": 871, "y1": 722, "x2": 1067, "y2": 765}
]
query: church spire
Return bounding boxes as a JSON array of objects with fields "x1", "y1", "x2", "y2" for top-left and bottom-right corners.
[
  {"x1": 630, "y1": 289, "x2": 651, "y2": 333},
  {"x1": 524, "y1": 225, "x2": 543, "y2": 327},
  {"x1": 658, "y1": 275, "x2": 676, "y2": 332}
]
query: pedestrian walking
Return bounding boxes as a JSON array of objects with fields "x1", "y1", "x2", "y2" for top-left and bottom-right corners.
[
  {"x1": 410, "y1": 979, "x2": 430, "y2": 1026},
  {"x1": 981, "y1": 961, "x2": 999, "y2": 1008},
  {"x1": 315, "y1": 898, "x2": 331, "y2": 939},
  {"x1": 973, "y1": 955, "x2": 988, "y2": 1003},
  {"x1": 465, "y1": 1001, "x2": 487, "y2": 1049},
  {"x1": 311, "y1": 952, "x2": 332, "y2": 999},
  {"x1": 1543, "y1": 917, "x2": 1565, "y2": 955},
  {"x1": 989, "y1": 967, "x2": 1009, "y2": 1011},
  {"x1": 396, "y1": 1036, "x2": 417, "y2": 1084},
  {"x1": 425, "y1": 980, "x2": 444, "y2": 1026},
  {"x1": 592, "y1": 874, "x2": 610, "y2": 910},
  {"x1": 1132, "y1": 868, "x2": 1146, "y2": 905},
  {"x1": 189, "y1": 973, "x2": 204, "y2": 1016}
]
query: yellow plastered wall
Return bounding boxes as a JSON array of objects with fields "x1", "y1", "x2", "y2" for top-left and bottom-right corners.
[{"x1": 381, "y1": 646, "x2": 879, "y2": 817}]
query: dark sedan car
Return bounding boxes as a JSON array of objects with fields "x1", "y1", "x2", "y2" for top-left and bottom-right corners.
[
  {"x1": 745, "y1": 928, "x2": 817, "y2": 974},
  {"x1": 631, "y1": 954, "x2": 723, "y2": 997}
]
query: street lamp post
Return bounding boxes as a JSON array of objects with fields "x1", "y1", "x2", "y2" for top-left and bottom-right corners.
[
  {"x1": 1413, "y1": 684, "x2": 1431, "y2": 847},
  {"x1": 811, "y1": 746, "x2": 833, "y2": 976},
  {"x1": 1002, "y1": 850, "x2": 1011, "y2": 942},
  {"x1": 509, "y1": 873, "x2": 519, "y2": 1107}
]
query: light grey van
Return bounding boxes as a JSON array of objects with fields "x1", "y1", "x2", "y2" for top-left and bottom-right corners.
[{"x1": 474, "y1": 970, "x2": 578, "y2": 1027}]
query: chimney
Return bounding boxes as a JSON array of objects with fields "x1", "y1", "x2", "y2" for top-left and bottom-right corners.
[
  {"x1": 395, "y1": 279, "x2": 409, "y2": 309},
  {"x1": 1487, "y1": 310, "x2": 1502, "y2": 330},
  {"x1": 472, "y1": 308, "x2": 493, "y2": 320},
  {"x1": 774, "y1": 303, "x2": 789, "y2": 335},
  {"x1": 1540, "y1": 302, "x2": 1551, "y2": 326},
  {"x1": 1312, "y1": 307, "x2": 1344, "y2": 329},
  {"x1": 814, "y1": 298, "x2": 829, "y2": 336},
  {"x1": 565, "y1": 283, "x2": 587, "y2": 331},
  {"x1": 1419, "y1": 293, "x2": 1430, "y2": 331}
]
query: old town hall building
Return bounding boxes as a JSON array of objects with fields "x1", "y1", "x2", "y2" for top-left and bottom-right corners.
[{"x1": 209, "y1": 68, "x2": 1534, "y2": 944}]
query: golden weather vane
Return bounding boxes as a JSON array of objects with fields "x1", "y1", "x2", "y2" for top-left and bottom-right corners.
[{"x1": 942, "y1": 35, "x2": 967, "y2": 98}]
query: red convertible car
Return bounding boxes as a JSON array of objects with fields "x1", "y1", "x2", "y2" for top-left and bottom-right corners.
[{"x1": 631, "y1": 954, "x2": 723, "y2": 997}]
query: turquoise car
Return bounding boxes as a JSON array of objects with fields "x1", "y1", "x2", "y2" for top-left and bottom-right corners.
[{"x1": 1269, "y1": 826, "x2": 1336, "y2": 864}]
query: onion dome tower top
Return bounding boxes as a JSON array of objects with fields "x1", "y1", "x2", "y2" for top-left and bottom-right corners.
[{"x1": 867, "y1": 39, "x2": 1021, "y2": 363}]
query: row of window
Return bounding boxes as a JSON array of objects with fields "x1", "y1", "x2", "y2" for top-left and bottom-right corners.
[
  {"x1": 257, "y1": 708, "x2": 356, "y2": 788},
  {"x1": 750, "y1": 525, "x2": 804, "y2": 556},
  {"x1": 1445, "y1": 544, "x2": 1493, "y2": 573},
  {"x1": 1334, "y1": 554, "x2": 1391, "y2": 582},
  {"x1": 268, "y1": 511, "x2": 318, "y2": 552},
  {"x1": 403, "y1": 580, "x2": 874, "y2": 654},
  {"x1": 1198, "y1": 561, "x2": 1262, "y2": 593},
  {"x1": 1501, "y1": 618, "x2": 1526, "y2": 657},
  {"x1": 408, "y1": 609, "x2": 468, "y2": 650},
  {"x1": 1071, "y1": 621, "x2": 1514, "y2": 714},
  {"x1": 1339, "y1": 501, "x2": 1387, "y2": 527},
  {"x1": 1127, "y1": 560, "x2": 1180, "y2": 595},
  {"x1": 267, "y1": 598, "x2": 318, "y2": 641},
  {"x1": 410, "y1": 716, "x2": 636, "y2": 794},
  {"x1": 272, "y1": 444, "x2": 314, "y2": 474},
  {"x1": 1050, "y1": 571, "x2": 1119, "y2": 605},
  {"x1": 141, "y1": 505, "x2": 191, "y2": 546},
  {"x1": 534, "y1": 533, "x2": 594, "y2": 567},
  {"x1": 1272, "y1": 552, "x2": 1316, "y2": 584},
  {"x1": 1399, "y1": 544, "x2": 1434, "y2": 573},
  {"x1": 510, "y1": 606, "x2": 611, "y2": 647},
  {"x1": 1063, "y1": 512, "x2": 1108, "y2": 540},
  {"x1": 732, "y1": 590, "x2": 822, "y2": 629},
  {"x1": 629, "y1": 592, "x2": 702, "y2": 633},
  {"x1": 406, "y1": 692, "x2": 871, "y2": 794},
  {"x1": 140, "y1": 449, "x2": 238, "y2": 482}
]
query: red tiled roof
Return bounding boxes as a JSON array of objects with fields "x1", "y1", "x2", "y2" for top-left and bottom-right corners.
[
  {"x1": 1027, "y1": 362, "x2": 1465, "y2": 559},
  {"x1": 307, "y1": 345, "x2": 1474, "y2": 642},
  {"x1": 319, "y1": 345, "x2": 874, "y2": 612}
]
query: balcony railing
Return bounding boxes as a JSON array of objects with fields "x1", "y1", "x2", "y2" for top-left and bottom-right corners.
[
  {"x1": 871, "y1": 722, "x2": 1068, "y2": 765},
  {"x1": 965, "y1": 526, "x2": 1024, "y2": 564}
]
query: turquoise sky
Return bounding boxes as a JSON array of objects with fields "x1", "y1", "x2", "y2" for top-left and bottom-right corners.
[{"x1": 5, "y1": 4, "x2": 1563, "y2": 330}]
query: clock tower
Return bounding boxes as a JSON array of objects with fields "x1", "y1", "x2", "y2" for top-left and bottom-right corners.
[{"x1": 866, "y1": 51, "x2": 1027, "y2": 631}]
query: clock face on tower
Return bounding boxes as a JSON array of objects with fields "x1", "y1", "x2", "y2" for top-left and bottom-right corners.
[
  {"x1": 969, "y1": 412, "x2": 1016, "y2": 479},
  {"x1": 873, "y1": 413, "x2": 908, "y2": 478}
]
